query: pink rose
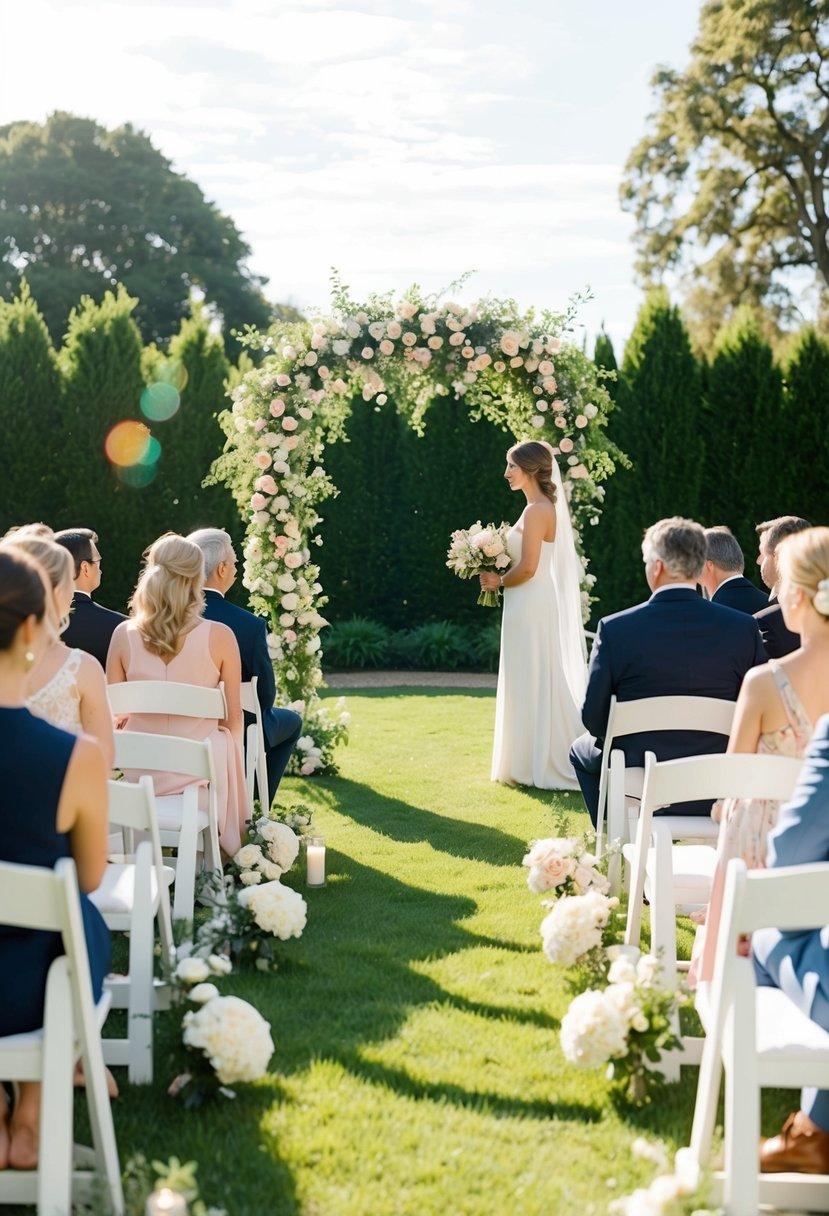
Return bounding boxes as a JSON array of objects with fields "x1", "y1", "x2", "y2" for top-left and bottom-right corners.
[
  {"x1": 387, "y1": 321, "x2": 402, "y2": 339},
  {"x1": 300, "y1": 762, "x2": 315, "y2": 775},
  {"x1": 500, "y1": 332, "x2": 520, "y2": 357},
  {"x1": 538, "y1": 360, "x2": 554, "y2": 376},
  {"x1": 402, "y1": 332, "x2": 417, "y2": 346},
  {"x1": 427, "y1": 335, "x2": 443, "y2": 350},
  {"x1": 270, "y1": 399, "x2": 286, "y2": 417},
  {"x1": 509, "y1": 356, "x2": 523, "y2": 368},
  {"x1": 536, "y1": 400, "x2": 548, "y2": 412},
  {"x1": 284, "y1": 553, "x2": 303, "y2": 569},
  {"x1": 379, "y1": 339, "x2": 394, "y2": 356},
  {"x1": 254, "y1": 451, "x2": 272, "y2": 468},
  {"x1": 283, "y1": 629, "x2": 297, "y2": 644},
  {"x1": 254, "y1": 418, "x2": 267, "y2": 431},
  {"x1": 397, "y1": 301, "x2": 417, "y2": 320},
  {"x1": 361, "y1": 347, "x2": 374, "y2": 359},
  {"x1": 318, "y1": 365, "x2": 330, "y2": 379},
  {"x1": 298, "y1": 407, "x2": 313, "y2": 421},
  {"x1": 462, "y1": 346, "x2": 474, "y2": 358},
  {"x1": 276, "y1": 374, "x2": 291, "y2": 387},
  {"x1": 304, "y1": 351, "x2": 317, "y2": 366},
  {"x1": 284, "y1": 436, "x2": 300, "y2": 450},
  {"x1": 255, "y1": 475, "x2": 278, "y2": 495},
  {"x1": 560, "y1": 437, "x2": 574, "y2": 452},
  {"x1": 448, "y1": 331, "x2": 465, "y2": 347},
  {"x1": 575, "y1": 414, "x2": 588, "y2": 428},
  {"x1": 552, "y1": 399, "x2": 567, "y2": 412},
  {"x1": 494, "y1": 361, "x2": 506, "y2": 373},
  {"x1": 282, "y1": 417, "x2": 299, "y2": 431},
  {"x1": 554, "y1": 417, "x2": 567, "y2": 429},
  {"x1": 250, "y1": 493, "x2": 268, "y2": 511},
  {"x1": 531, "y1": 416, "x2": 546, "y2": 429}
]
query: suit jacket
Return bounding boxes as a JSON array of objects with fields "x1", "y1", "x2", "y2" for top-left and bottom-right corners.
[
  {"x1": 62, "y1": 592, "x2": 126, "y2": 669},
  {"x1": 202, "y1": 590, "x2": 281, "y2": 746},
  {"x1": 754, "y1": 597, "x2": 800, "y2": 660},
  {"x1": 711, "y1": 575, "x2": 768, "y2": 616},
  {"x1": 582, "y1": 586, "x2": 766, "y2": 768}
]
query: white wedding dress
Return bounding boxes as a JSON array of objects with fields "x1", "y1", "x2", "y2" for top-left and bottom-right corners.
[{"x1": 491, "y1": 526, "x2": 586, "y2": 790}]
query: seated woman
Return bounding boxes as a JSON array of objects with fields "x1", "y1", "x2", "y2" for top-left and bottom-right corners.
[
  {"x1": 106, "y1": 533, "x2": 247, "y2": 856},
  {"x1": 0, "y1": 547, "x2": 110, "y2": 1170},
  {"x1": 2, "y1": 534, "x2": 114, "y2": 769},
  {"x1": 693, "y1": 526, "x2": 829, "y2": 984}
]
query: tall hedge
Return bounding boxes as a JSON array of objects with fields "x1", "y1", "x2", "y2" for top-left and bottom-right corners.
[
  {"x1": 781, "y1": 327, "x2": 829, "y2": 529},
  {"x1": 593, "y1": 327, "x2": 618, "y2": 400},
  {"x1": 702, "y1": 308, "x2": 785, "y2": 558},
  {"x1": 0, "y1": 283, "x2": 63, "y2": 533},
  {"x1": 583, "y1": 290, "x2": 703, "y2": 616},
  {"x1": 56, "y1": 288, "x2": 148, "y2": 611}
]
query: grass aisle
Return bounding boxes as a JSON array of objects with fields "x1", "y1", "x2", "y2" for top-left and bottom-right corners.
[{"x1": 111, "y1": 689, "x2": 714, "y2": 1215}]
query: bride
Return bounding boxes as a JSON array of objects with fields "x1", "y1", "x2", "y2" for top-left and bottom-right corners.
[{"x1": 479, "y1": 440, "x2": 587, "y2": 789}]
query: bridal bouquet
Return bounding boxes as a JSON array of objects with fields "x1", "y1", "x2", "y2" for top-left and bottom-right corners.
[
  {"x1": 560, "y1": 950, "x2": 684, "y2": 1103},
  {"x1": 446, "y1": 520, "x2": 511, "y2": 606}
]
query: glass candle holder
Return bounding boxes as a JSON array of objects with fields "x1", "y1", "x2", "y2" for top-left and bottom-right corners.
[
  {"x1": 145, "y1": 1188, "x2": 188, "y2": 1216},
  {"x1": 306, "y1": 835, "x2": 326, "y2": 887}
]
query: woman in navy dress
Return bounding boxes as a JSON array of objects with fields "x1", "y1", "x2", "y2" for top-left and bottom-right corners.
[{"x1": 0, "y1": 546, "x2": 110, "y2": 1171}]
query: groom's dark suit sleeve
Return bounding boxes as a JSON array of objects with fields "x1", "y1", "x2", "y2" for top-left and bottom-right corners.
[
  {"x1": 581, "y1": 622, "x2": 613, "y2": 742},
  {"x1": 250, "y1": 617, "x2": 278, "y2": 731}
]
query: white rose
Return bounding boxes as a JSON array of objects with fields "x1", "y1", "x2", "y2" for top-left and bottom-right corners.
[
  {"x1": 237, "y1": 880, "x2": 307, "y2": 940},
  {"x1": 175, "y1": 957, "x2": 211, "y2": 985},
  {"x1": 188, "y1": 983, "x2": 220, "y2": 1005},
  {"x1": 240, "y1": 870, "x2": 262, "y2": 886},
  {"x1": 208, "y1": 954, "x2": 232, "y2": 976},
  {"x1": 183, "y1": 995, "x2": 274, "y2": 1084},
  {"x1": 234, "y1": 844, "x2": 264, "y2": 869}
]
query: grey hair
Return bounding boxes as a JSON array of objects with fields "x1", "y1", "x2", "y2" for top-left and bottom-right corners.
[
  {"x1": 186, "y1": 528, "x2": 234, "y2": 579},
  {"x1": 704, "y1": 526, "x2": 744, "y2": 574},
  {"x1": 642, "y1": 517, "x2": 707, "y2": 581}
]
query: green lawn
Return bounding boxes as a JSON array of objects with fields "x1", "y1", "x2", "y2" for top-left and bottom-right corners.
[{"x1": 102, "y1": 688, "x2": 796, "y2": 1215}]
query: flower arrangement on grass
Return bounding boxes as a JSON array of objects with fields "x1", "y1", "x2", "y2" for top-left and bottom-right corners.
[
  {"x1": 230, "y1": 816, "x2": 301, "y2": 885},
  {"x1": 608, "y1": 1139, "x2": 719, "y2": 1215},
  {"x1": 539, "y1": 888, "x2": 620, "y2": 968},
  {"x1": 523, "y1": 833, "x2": 610, "y2": 896},
  {"x1": 212, "y1": 277, "x2": 623, "y2": 772},
  {"x1": 446, "y1": 520, "x2": 511, "y2": 606},
  {"x1": 560, "y1": 950, "x2": 685, "y2": 1104},
  {"x1": 122, "y1": 1154, "x2": 227, "y2": 1216},
  {"x1": 196, "y1": 875, "x2": 308, "y2": 972}
]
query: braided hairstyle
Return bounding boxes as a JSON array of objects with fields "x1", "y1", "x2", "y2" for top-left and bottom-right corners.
[{"x1": 508, "y1": 441, "x2": 557, "y2": 505}]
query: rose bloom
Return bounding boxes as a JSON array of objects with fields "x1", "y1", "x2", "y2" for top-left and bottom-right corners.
[
  {"x1": 284, "y1": 436, "x2": 300, "y2": 450},
  {"x1": 304, "y1": 351, "x2": 318, "y2": 366},
  {"x1": 494, "y1": 361, "x2": 506, "y2": 373},
  {"x1": 538, "y1": 360, "x2": 554, "y2": 376},
  {"x1": 281, "y1": 417, "x2": 299, "y2": 432},
  {"x1": 379, "y1": 339, "x2": 394, "y2": 356},
  {"x1": 276, "y1": 374, "x2": 291, "y2": 387},
  {"x1": 255, "y1": 475, "x2": 278, "y2": 495},
  {"x1": 250, "y1": 493, "x2": 268, "y2": 511},
  {"x1": 269, "y1": 398, "x2": 285, "y2": 417},
  {"x1": 531, "y1": 416, "x2": 546, "y2": 429},
  {"x1": 284, "y1": 553, "x2": 304, "y2": 569},
  {"x1": 298, "y1": 406, "x2": 313, "y2": 421},
  {"x1": 253, "y1": 418, "x2": 266, "y2": 432},
  {"x1": 560, "y1": 437, "x2": 574, "y2": 452},
  {"x1": 387, "y1": 320, "x2": 402, "y2": 339},
  {"x1": 279, "y1": 613, "x2": 294, "y2": 627},
  {"x1": 254, "y1": 451, "x2": 272, "y2": 469},
  {"x1": 446, "y1": 331, "x2": 464, "y2": 347},
  {"x1": 500, "y1": 331, "x2": 520, "y2": 357},
  {"x1": 361, "y1": 346, "x2": 374, "y2": 359},
  {"x1": 536, "y1": 400, "x2": 548, "y2": 412},
  {"x1": 510, "y1": 356, "x2": 524, "y2": 368},
  {"x1": 402, "y1": 332, "x2": 417, "y2": 346},
  {"x1": 398, "y1": 301, "x2": 417, "y2": 319},
  {"x1": 543, "y1": 378, "x2": 557, "y2": 394},
  {"x1": 175, "y1": 957, "x2": 211, "y2": 984},
  {"x1": 426, "y1": 335, "x2": 443, "y2": 350},
  {"x1": 345, "y1": 320, "x2": 361, "y2": 338},
  {"x1": 332, "y1": 339, "x2": 350, "y2": 356}
]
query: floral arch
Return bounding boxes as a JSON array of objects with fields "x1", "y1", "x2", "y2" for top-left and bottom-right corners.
[{"x1": 213, "y1": 282, "x2": 621, "y2": 774}]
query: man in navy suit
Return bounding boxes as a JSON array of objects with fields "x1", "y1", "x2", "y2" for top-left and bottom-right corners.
[
  {"x1": 53, "y1": 528, "x2": 125, "y2": 669},
  {"x1": 570, "y1": 517, "x2": 766, "y2": 825},
  {"x1": 188, "y1": 528, "x2": 303, "y2": 809},
  {"x1": 753, "y1": 714, "x2": 829, "y2": 1172},
  {"x1": 754, "y1": 515, "x2": 811, "y2": 659},
  {"x1": 699, "y1": 526, "x2": 768, "y2": 615}
]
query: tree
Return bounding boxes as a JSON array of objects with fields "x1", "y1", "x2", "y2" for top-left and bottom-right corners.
[
  {"x1": 0, "y1": 112, "x2": 272, "y2": 350},
  {"x1": 593, "y1": 328, "x2": 618, "y2": 399},
  {"x1": 702, "y1": 306, "x2": 786, "y2": 555},
  {"x1": 0, "y1": 282, "x2": 63, "y2": 532},
  {"x1": 582, "y1": 291, "x2": 703, "y2": 615},
  {"x1": 781, "y1": 326, "x2": 829, "y2": 525},
  {"x1": 622, "y1": 0, "x2": 829, "y2": 338}
]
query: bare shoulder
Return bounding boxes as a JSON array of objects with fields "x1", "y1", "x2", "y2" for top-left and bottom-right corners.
[
  {"x1": 77, "y1": 650, "x2": 107, "y2": 685},
  {"x1": 208, "y1": 620, "x2": 240, "y2": 653}
]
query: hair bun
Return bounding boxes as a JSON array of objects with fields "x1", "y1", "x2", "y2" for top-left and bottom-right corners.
[{"x1": 814, "y1": 578, "x2": 829, "y2": 617}]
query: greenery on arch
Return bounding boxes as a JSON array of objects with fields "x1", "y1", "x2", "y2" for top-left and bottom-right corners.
[{"x1": 212, "y1": 280, "x2": 624, "y2": 773}]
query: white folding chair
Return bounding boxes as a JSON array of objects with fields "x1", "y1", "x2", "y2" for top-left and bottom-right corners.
[
  {"x1": 113, "y1": 732, "x2": 221, "y2": 923},
  {"x1": 0, "y1": 858, "x2": 123, "y2": 1215},
  {"x1": 624, "y1": 751, "x2": 803, "y2": 1077},
  {"x1": 595, "y1": 694, "x2": 736, "y2": 891},
  {"x1": 89, "y1": 776, "x2": 175, "y2": 1084},
  {"x1": 241, "y1": 677, "x2": 269, "y2": 815},
  {"x1": 690, "y1": 860, "x2": 829, "y2": 1215},
  {"x1": 107, "y1": 679, "x2": 227, "y2": 725}
]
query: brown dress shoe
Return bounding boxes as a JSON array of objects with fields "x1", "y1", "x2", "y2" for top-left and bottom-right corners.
[{"x1": 760, "y1": 1111, "x2": 829, "y2": 1174}]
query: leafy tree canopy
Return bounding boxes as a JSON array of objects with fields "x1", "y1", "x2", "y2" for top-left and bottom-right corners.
[
  {"x1": 622, "y1": 0, "x2": 829, "y2": 340},
  {"x1": 0, "y1": 111, "x2": 273, "y2": 349}
]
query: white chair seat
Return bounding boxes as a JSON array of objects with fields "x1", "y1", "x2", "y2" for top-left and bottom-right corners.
[
  {"x1": 648, "y1": 844, "x2": 717, "y2": 907},
  {"x1": 755, "y1": 988, "x2": 829, "y2": 1065},
  {"x1": 89, "y1": 862, "x2": 175, "y2": 915},
  {"x1": 155, "y1": 792, "x2": 209, "y2": 834}
]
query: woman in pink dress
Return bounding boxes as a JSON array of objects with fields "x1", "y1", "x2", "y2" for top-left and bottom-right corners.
[
  {"x1": 693, "y1": 526, "x2": 829, "y2": 983},
  {"x1": 107, "y1": 533, "x2": 247, "y2": 857}
]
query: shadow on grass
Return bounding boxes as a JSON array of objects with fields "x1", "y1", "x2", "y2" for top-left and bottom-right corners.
[{"x1": 329, "y1": 777, "x2": 529, "y2": 867}]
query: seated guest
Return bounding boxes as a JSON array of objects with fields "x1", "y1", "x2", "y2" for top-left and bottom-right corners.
[
  {"x1": 569, "y1": 517, "x2": 766, "y2": 825},
  {"x1": 2, "y1": 535, "x2": 114, "y2": 769},
  {"x1": 693, "y1": 526, "x2": 829, "y2": 984},
  {"x1": 752, "y1": 712, "x2": 829, "y2": 1173},
  {"x1": 188, "y1": 528, "x2": 302, "y2": 808},
  {"x1": 699, "y1": 526, "x2": 768, "y2": 614},
  {"x1": 754, "y1": 515, "x2": 811, "y2": 659},
  {"x1": 53, "y1": 528, "x2": 125, "y2": 669},
  {"x1": 0, "y1": 547, "x2": 110, "y2": 1170},
  {"x1": 107, "y1": 533, "x2": 248, "y2": 856}
]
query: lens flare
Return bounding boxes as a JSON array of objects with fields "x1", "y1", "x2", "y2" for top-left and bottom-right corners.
[
  {"x1": 105, "y1": 420, "x2": 152, "y2": 467},
  {"x1": 140, "y1": 382, "x2": 180, "y2": 422}
]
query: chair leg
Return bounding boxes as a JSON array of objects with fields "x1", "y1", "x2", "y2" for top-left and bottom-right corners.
[
  {"x1": 80, "y1": 1007, "x2": 125, "y2": 1215},
  {"x1": 723, "y1": 983, "x2": 760, "y2": 1216},
  {"x1": 172, "y1": 786, "x2": 200, "y2": 922},
  {"x1": 39, "y1": 957, "x2": 75, "y2": 1216},
  {"x1": 128, "y1": 843, "x2": 154, "y2": 1084}
]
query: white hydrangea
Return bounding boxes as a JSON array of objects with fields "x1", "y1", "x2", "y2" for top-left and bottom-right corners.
[
  {"x1": 540, "y1": 891, "x2": 616, "y2": 966},
  {"x1": 183, "y1": 995, "x2": 274, "y2": 1085},
  {"x1": 256, "y1": 819, "x2": 300, "y2": 873},
  {"x1": 238, "y1": 880, "x2": 307, "y2": 940},
  {"x1": 175, "y1": 957, "x2": 211, "y2": 985},
  {"x1": 560, "y1": 988, "x2": 631, "y2": 1069}
]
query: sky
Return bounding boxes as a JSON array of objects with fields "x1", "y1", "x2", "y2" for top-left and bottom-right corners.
[{"x1": 0, "y1": 0, "x2": 703, "y2": 354}]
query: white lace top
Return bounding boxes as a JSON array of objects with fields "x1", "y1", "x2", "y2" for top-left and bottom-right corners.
[{"x1": 26, "y1": 649, "x2": 83, "y2": 734}]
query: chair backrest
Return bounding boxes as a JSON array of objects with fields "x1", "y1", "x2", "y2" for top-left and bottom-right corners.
[
  {"x1": 107, "y1": 776, "x2": 174, "y2": 965},
  {"x1": 724, "y1": 858, "x2": 829, "y2": 938},
  {"x1": 639, "y1": 751, "x2": 804, "y2": 817},
  {"x1": 240, "y1": 676, "x2": 259, "y2": 717},
  {"x1": 114, "y1": 731, "x2": 213, "y2": 782},
  {"x1": 108, "y1": 680, "x2": 227, "y2": 719}
]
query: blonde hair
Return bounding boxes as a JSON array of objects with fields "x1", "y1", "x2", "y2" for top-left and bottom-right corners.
[
  {"x1": 776, "y1": 527, "x2": 829, "y2": 620},
  {"x1": 130, "y1": 533, "x2": 205, "y2": 657},
  {"x1": 0, "y1": 535, "x2": 72, "y2": 638}
]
